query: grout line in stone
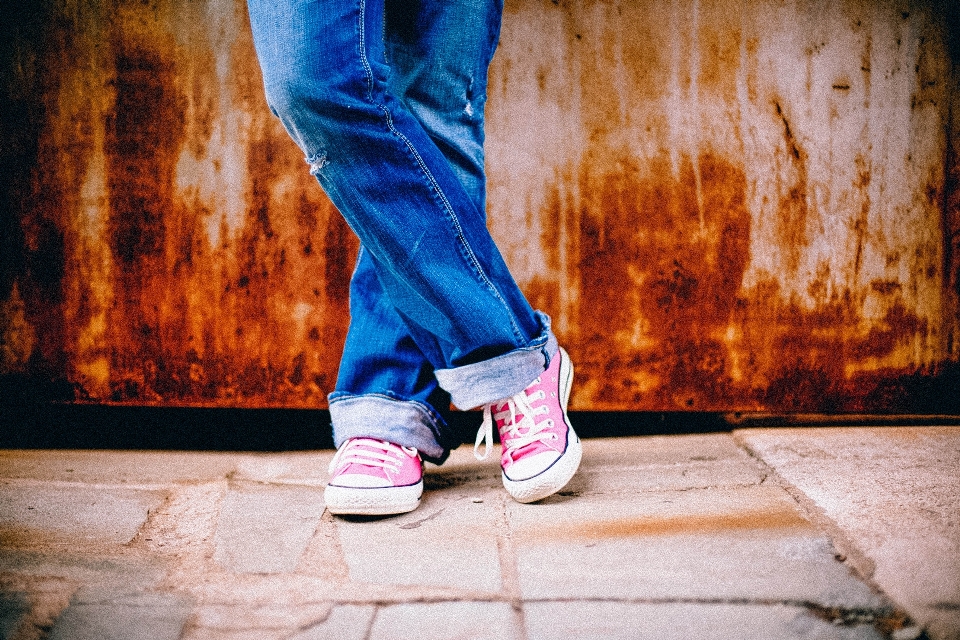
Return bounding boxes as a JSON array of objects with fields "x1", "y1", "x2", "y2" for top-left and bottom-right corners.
[
  {"x1": 363, "y1": 604, "x2": 379, "y2": 640},
  {"x1": 492, "y1": 493, "x2": 529, "y2": 640},
  {"x1": 0, "y1": 478, "x2": 185, "y2": 492}
]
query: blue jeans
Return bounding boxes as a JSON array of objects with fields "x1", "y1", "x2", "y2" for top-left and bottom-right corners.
[{"x1": 247, "y1": 0, "x2": 557, "y2": 463}]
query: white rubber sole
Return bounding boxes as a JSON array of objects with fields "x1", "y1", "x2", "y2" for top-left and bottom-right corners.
[
  {"x1": 503, "y1": 348, "x2": 581, "y2": 504},
  {"x1": 324, "y1": 481, "x2": 423, "y2": 516},
  {"x1": 503, "y1": 427, "x2": 582, "y2": 503}
]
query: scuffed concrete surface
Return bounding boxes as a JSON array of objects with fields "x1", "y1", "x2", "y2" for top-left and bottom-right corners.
[
  {"x1": 736, "y1": 427, "x2": 960, "y2": 640},
  {"x1": 0, "y1": 432, "x2": 953, "y2": 639}
]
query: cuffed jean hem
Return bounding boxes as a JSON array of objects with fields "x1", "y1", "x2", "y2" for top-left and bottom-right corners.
[
  {"x1": 328, "y1": 393, "x2": 452, "y2": 464},
  {"x1": 434, "y1": 311, "x2": 559, "y2": 410}
]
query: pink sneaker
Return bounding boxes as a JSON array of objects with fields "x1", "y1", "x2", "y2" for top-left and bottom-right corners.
[
  {"x1": 475, "y1": 347, "x2": 582, "y2": 503},
  {"x1": 324, "y1": 438, "x2": 423, "y2": 515}
]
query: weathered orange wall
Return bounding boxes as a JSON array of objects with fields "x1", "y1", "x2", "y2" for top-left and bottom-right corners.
[{"x1": 1, "y1": 0, "x2": 957, "y2": 411}]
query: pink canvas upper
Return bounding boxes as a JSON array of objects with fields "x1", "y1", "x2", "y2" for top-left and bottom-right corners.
[
  {"x1": 476, "y1": 348, "x2": 570, "y2": 477},
  {"x1": 328, "y1": 438, "x2": 423, "y2": 488}
]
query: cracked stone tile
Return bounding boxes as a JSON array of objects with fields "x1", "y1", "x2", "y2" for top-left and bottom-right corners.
[
  {"x1": 48, "y1": 592, "x2": 193, "y2": 640},
  {"x1": 335, "y1": 489, "x2": 503, "y2": 593},
  {"x1": 508, "y1": 485, "x2": 885, "y2": 607},
  {"x1": 0, "y1": 482, "x2": 166, "y2": 546},
  {"x1": 524, "y1": 601, "x2": 886, "y2": 639},
  {"x1": 737, "y1": 427, "x2": 960, "y2": 640},
  {"x1": 213, "y1": 482, "x2": 325, "y2": 573},
  {"x1": 370, "y1": 602, "x2": 520, "y2": 640}
]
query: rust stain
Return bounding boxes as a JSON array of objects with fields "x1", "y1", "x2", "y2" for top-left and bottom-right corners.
[
  {"x1": 0, "y1": 0, "x2": 956, "y2": 411},
  {"x1": 527, "y1": 506, "x2": 809, "y2": 542},
  {"x1": 743, "y1": 281, "x2": 929, "y2": 412},
  {"x1": 22, "y1": 0, "x2": 357, "y2": 407},
  {"x1": 2, "y1": 0, "x2": 69, "y2": 387},
  {"x1": 543, "y1": 139, "x2": 937, "y2": 411},
  {"x1": 105, "y1": 36, "x2": 186, "y2": 402},
  {"x1": 773, "y1": 99, "x2": 810, "y2": 275},
  {"x1": 561, "y1": 151, "x2": 752, "y2": 410}
]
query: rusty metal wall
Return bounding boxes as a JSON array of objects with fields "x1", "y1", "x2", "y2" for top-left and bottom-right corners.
[{"x1": 1, "y1": 0, "x2": 957, "y2": 411}]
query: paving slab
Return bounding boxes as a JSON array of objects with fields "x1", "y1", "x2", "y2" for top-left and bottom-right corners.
[
  {"x1": 213, "y1": 482, "x2": 326, "y2": 573},
  {"x1": 335, "y1": 487, "x2": 504, "y2": 593},
  {"x1": 579, "y1": 433, "x2": 760, "y2": 466},
  {"x1": 47, "y1": 592, "x2": 193, "y2": 640},
  {"x1": 231, "y1": 452, "x2": 333, "y2": 487},
  {"x1": 189, "y1": 600, "x2": 333, "y2": 634},
  {"x1": 737, "y1": 427, "x2": 960, "y2": 640},
  {"x1": 508, "y1": 484, "x2": 885, "y2": 607},
  {"x1": 369, "y1": 602, "x2": 521, "y2": 640},
  {"x1": 0, "y1": 550, "x2": 168, "y2": 597},
  {"x1": 0, "y1": 590, "x2": 29, "y2": 639},
  {"x1": 0, "y1": 451, "x2": 238, "y2": 487},
  {"x1": 288, "y1": 604, "x2": 376, "y2": 640},
  {"x1": 523, "y1": 601, "x2": 887, "y2": 639},
  {"x1": 0, "y1": 482, "x2": 166, "y2": 546}
]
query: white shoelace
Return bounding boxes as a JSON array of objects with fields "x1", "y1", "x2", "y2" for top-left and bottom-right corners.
[
  {"x1": 475, "y1": 381, "x2": 553, "y2": 461},
  {"x1": 329, "y1": 439, "x2": 413, "y2": 474}
]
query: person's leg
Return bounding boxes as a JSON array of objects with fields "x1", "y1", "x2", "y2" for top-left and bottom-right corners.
[
  {"x1": 330, "y1": 247, "x2": 457, "y2": 464},
  {"x1": 246, "y1": 0, "x2": 580, "y2": 509},
  {"x1": 246, "y1": 0, "x2": 551, "y2": 408},
  {"x1": 384, "y1": 0, "x2": 500, "y2": 210},
  {"x1": 328, "y1": 0, "x2": 505, "y2": 466}
]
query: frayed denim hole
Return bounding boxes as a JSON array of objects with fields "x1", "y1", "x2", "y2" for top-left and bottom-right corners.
[
  {"x1": 306, "y1": 151, "x2": 329, "y2": 176},
  {"x1": 464, "y1": 75, "x2": 475, "y2": 117}
]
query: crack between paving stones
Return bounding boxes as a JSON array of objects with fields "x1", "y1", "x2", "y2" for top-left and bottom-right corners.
[
  {"x1": 362, "y1": 605, "x2": 379, "y2": 640},
  {"x1": 295, "y1": 596, "x2": 911, "y2": 633},
  {"x1": 556, "y1": 481, "x2": 765, "y2": 498},
  {"x1": 493, "y1": 493, "x2": 528, "y2": 640},
  {"x1": 726, "y1": 436, "x2": 930, "y2": 639},
  {"x1": 398, "y1": 507, "x2": 445, "y2": 529},
  {"x1": 730, "y1": 432, "x2": 881, "y2": 583}
]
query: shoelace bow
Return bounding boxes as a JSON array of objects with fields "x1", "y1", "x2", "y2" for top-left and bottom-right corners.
[
  {"x1": 475, "y1": 379, "x2": 554, "y2": 461},
  {"x1": 329, "y1": 439, "x2": 414, "y2": 474}
]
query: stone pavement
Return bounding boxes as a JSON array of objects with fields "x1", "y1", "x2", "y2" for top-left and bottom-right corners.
[{"x1": 0, "y1": 427, "x2": 957, "y2": 640}]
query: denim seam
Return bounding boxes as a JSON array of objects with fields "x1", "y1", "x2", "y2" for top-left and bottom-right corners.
[{"x1": 355, "y1": 0, "x2": 525, "y2": 347}]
